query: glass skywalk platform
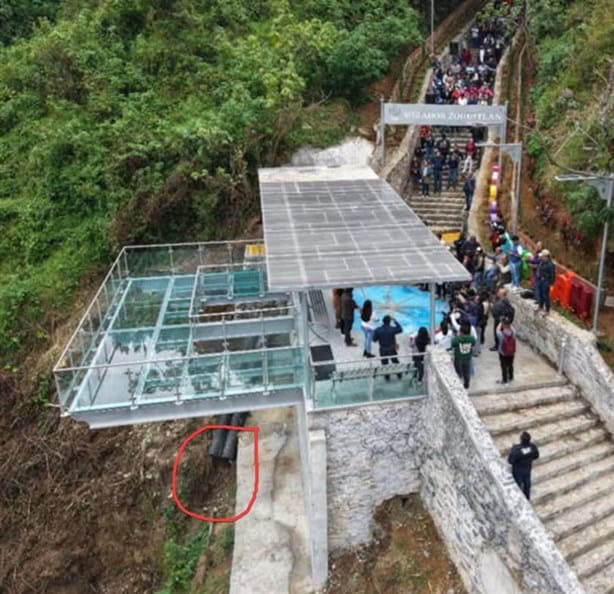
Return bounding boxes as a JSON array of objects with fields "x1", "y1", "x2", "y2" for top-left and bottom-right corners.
[
  {"x1": 55, "y1": 166, "x2": 473, "y2": 428},
  {"x1": 54, "y1": 242, "x2": 306, "y2": 428}
]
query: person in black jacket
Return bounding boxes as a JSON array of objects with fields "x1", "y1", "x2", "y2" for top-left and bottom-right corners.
[
  {"x1": 508, "y1": 431, "x2": 539, "y2": 500},
  {"x1": 373, "y1": 316, "x2": 403, "y2": 380},
  {"x1": 340, "y1": 289, "x2": 359, "y2": 346},
  {"x1": 535, "y1": 249, "x2": 556, "y2": 314}
]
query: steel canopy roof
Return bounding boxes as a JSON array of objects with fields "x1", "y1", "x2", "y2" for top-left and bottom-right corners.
[{"x1": 259, "y1": 165, "x2": 470, "y2": 291}]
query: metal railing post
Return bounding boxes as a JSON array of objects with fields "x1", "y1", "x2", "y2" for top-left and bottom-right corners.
[
  {"x1": 558, "y1": 337, "x2": 567, "y2": 376},
  {"x1": 174, "y1": 364, "x2": 182, "y2": 405}
]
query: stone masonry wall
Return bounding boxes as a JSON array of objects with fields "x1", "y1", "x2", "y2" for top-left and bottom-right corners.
[
  {"x1": 421, "y1": 348, "x2": 584, "y2": 594},
  {"x1": 508, "y1": 291, "x2": 614, "y2": 435},
  {"x1": 307, "y1": 401, "x2": 424, "y2": 552}
]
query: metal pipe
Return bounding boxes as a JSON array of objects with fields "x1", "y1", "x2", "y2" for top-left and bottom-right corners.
[
  {"x1": 430, "y1": 0, "x2": 435, "y2": 56},
  {"x1": 380, "y1": 96, "x2": 386, "y2": 164},
  {"x1": 513, "y1": 148, "x2": 522, "y2": 234},
  {"x1": 593, "y1": 179, "x2": 613, "y2": 333},
  {"x1": 429, "y1": 282, "x2": 436, "y2": 337}
]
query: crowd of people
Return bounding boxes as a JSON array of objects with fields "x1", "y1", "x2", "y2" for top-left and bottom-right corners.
[
  {"x1": 409, "y1": 3, "x2": 515, "y2": 207},
  {"x1": 331, "y1": 235, "x2": 556, "y2": 392}
]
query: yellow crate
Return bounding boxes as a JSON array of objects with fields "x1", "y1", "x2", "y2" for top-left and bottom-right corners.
[
  {"x1": 441, "y1": 231, "x2": 461, "y2": 244},
  {"x1": 245, "y1": 243, "x2": 266, "y2": 258}
]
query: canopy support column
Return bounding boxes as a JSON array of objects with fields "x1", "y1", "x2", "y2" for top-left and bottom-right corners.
[{"x1": 429, "y1": 283, "x2": 436, "y2": 337}]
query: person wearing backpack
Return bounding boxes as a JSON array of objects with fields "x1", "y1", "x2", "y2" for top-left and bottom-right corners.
[{"x1": 496, "y1": 317, "x2": 516, "y2": 384}]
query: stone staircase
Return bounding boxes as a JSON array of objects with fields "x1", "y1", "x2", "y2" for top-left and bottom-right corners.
[
  {"x1": 472, "y1": 383, "x2": 614, "y2": 594},
  {"x1": 405, "y1": 127, "x2": 479, "y2": 234}
]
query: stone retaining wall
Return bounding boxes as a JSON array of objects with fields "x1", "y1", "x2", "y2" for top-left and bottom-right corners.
[
  {"x1": 421, "y1": 348, "x2": 584, "y2": 594},
  {"x1": 508, "y1": 291, "x2": 614, "y2": 435},
  {"x1": 307, "y1": 401, "x2": 424, "y2": 552}
]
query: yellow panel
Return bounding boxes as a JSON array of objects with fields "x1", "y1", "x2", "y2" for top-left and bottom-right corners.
[
  {"x1": 441, "y1": 232, "x2": 461, "y2": 244},
  {"x1": 245, "y1": 243, "x2": 266, "y2": 258}
]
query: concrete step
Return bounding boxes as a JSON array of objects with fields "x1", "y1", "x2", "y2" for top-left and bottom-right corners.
[
  {"x1": 431, "y1": 225, "x2": 462, "y2": 234},
  {"x1": 533, "y1": 441, "x2": 614, "y2": 484},
  {"x1": 472, "y1": 385, "x2": 577, "y2": 416},
  {"x1": 408, "y1": 200, "x2": 465, "y2": 208},
  {"x1": 492, "y1": 413, "x2": 600, "y2": 451},
  {"x1": 535, "y1": 470, "x2": 614, "y2": 522},
  {"x1": 532, "y1": 455, "x2": 614, "y2": 506},
  {"x1": 545, "y1": 491, "x2": 614, "y2": 541},
  {"x1": 557, "y1": 509, "x2": 614, "y2": 561},
  {"x1": 571, "y1": 538, "x2": 614, "y2": 580},
  {"x1": 582, "y1": 558, "x2": 614, "y2": 594},
  {"x1": 416, "y1": 211, "x2": 463, "y2": 225},
  {"x1": 411, "y1": 207, "x2": 464, "y2": 218},
  {"x1": 407, "y1": 195, "x2": 466, "y2": 204},
  {"x1": 483, "y1": 400, "x2": 590, "y2": 437}
]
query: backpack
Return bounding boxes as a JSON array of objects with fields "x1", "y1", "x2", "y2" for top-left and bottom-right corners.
[{"x1": 501, "y1": 332, "x2": 516, "y2": 357}]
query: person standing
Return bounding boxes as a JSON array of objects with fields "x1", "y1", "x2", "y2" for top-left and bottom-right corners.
[
  {"x1": 409, "y1": 156, "x2": 421, "y2": 189},
  {"x1": 432, "y1": 150, "x2": 444, "y2": 194},
  {"x1": 535, "y1": 249, "x2": 555, "y2": 315},
  {"x1": 477, "y1": 291, "x2": 490, "y2": 345},
  {"x1": 340, "y1": 288, "x2": 359, "y2": 347},
  {"x1": 451, "y1": 322, "x2": 476, "y2": 390},
  {"x1": 447, "y1": 150, "x2": 459, "y2": 189},
  {"x1": 473, "y1": 247, "x2": 485, "y2": 291},
  {"x1": 496, "y1": 317, "x2": 516, "y2": 384},
  {"x1": 332, "y1": 288, "x2": 343, "y2": 332},
  {"x1": 410, "y1": 326, "x2": 430, "y2": 384},
  {"x1": 527, "y1": 240, "x2": 543, "y2": 288},
  {"x1": 360, "y1": 299, "x2": 377, "y2": 358},
  {"x1": 508, "y1": 432, "x2": 539, "y2": 500},
  {"x1": 490, "y1": 288, "x2": 514, "y2": 351},
  {"x1": 463, "y1": 171, "x2": 476, "y2": 211},
  {"x1": 373, "y1": 316, "x2": 403, "y2": 380},
  {"x1": 509, "y1": 235, "x2": 524, "y2": 289},
  {"x1": 434, "y1": 319, "x2": 453, "y2": 351},
  {"x1": 420, "y1": 159, "x2": 431, "y2": 196}
]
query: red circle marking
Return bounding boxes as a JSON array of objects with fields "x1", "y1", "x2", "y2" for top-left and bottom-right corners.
[{"x1": 172, "y1": 424, "x2": 259, "y2": 523}]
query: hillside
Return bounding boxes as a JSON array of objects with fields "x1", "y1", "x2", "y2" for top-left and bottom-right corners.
[
  {"x1": 520, "y1": 0, "x2": 613, "y2": 280},
  {"x1": 0, "y1": 0, "x2": 426, "y2": 367},
  {"x1": 0, "y1": 2, "x2": 433, "y2": 592}
]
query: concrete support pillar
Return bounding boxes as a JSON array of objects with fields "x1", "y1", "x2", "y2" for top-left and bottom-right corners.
[{"x1": 308, "y1": 429, "x2": 328, "y2": 590}]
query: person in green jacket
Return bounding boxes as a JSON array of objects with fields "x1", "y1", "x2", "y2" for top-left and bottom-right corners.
[{"x1": 451, "y1": 322, "x2": 476, "y2": 390}]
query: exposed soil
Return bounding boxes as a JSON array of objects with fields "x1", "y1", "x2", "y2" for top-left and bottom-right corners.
[
  {"x1": 325, "y1": 496, "x2": 466, "y2": 594},
  {"x1": 0, "y1": 375, "x2": 236, "y2": 594}
]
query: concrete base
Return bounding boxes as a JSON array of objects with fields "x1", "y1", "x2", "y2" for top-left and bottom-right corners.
[{"x1": 230, "y1": 407, "x2": 313, "y2": 594}]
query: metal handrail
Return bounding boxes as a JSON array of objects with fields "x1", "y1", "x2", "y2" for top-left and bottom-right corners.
[
  {"x1": 188, "y1": 303, "x2": 298, "y2": 322},
  {"x1": 55, "y1": 344, "x2": 304, "y2": 373},
  {"x1": 53, "y1": 251, "x2": 127, "y2": 372},
  {"x1": 123, "y1": 239, "x2": 263, "y2": 250}
]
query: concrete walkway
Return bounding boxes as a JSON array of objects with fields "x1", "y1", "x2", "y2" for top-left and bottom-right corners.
[
  {"x1": 230, "y1": 407, "x2": 312, "y2": 594},
  {"x1": 469, "y1": 316, "x2": 563, "y2": 395}
]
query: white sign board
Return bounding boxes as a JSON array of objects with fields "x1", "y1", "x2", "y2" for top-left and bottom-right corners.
[{"x1": 383, "y1": 103, "x2": 507, "y2": 127}]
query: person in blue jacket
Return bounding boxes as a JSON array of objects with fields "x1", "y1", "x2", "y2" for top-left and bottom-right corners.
[{"x1": 508, "y1": 431, "x2": 539, "y2": 500}]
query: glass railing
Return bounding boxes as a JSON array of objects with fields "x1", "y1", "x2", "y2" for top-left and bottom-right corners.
[
  {"x1": 310, "y1": 353, "x2": 428, "y2": 409},
  {"x1": 55, "y1": 346, "x2": 305, "y2": 415},
  {"x1": 123, "y1": 240, "x2": 265, "y2": 277}
]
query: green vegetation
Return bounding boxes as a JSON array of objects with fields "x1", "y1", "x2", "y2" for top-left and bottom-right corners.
[
  {"x1": 0, "y1": 0, "x2": 423, "y2": 364},
  {"x1": 526, "y1": 0, "x2": 614, "y2": 238},
  {"x1": 157, "y1": 524, "x2": 210, "y2": 594}
]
